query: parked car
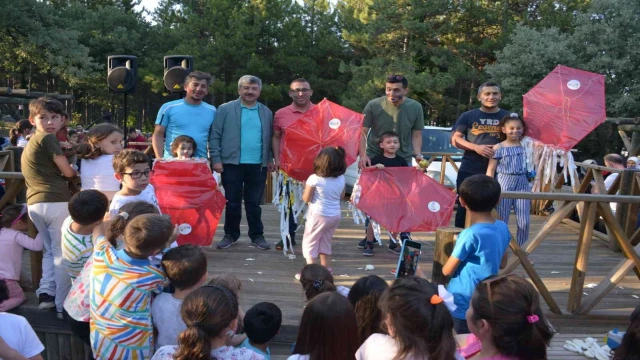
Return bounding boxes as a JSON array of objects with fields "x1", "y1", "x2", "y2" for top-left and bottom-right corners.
[{"x1": 345, "y1": 126, "x2": 462, "y2": 192}]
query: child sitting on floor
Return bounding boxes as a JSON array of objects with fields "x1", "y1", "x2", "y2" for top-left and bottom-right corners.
[
  {"x1": 152, "y1": 286, "x2": 264, "y2": 360},
  {"x1": 109, "y1": 149, "x2": 160, "y2": 217},
  {"x1": 357, "y1": 277, "x2": 463, "y2": 360},
  {"x1": 152, "y1": 245, "x2": 208, "y2": 349},
  {"x1": 239, "y1": 302, "x2": 282, "y2": 360},
  {"x1": 613, "y1": 303, "x2": 640, "y2": 360},
  {"x1": 297, "y1": 264, "x2": 336, "y2": 301},
  {"x1": 457, "y1": 274, "x2": 554, "y2": 360},
  {"x1": 207, "y1": 274, "x2": 247, "y2": 345},
  {"x1": 347, "y1": 275, "x2": 389, "y2": 345},
  {"x1": 90, "y1": 213, "x2": 174, "y2": 359},
  {"x1": 0, "y1": 204, "x2": 43, "y2": 312},
  {"x1": 443, "y1": 174, "x2": 511, "y2": 334},
  {"x1": 61, "y1": 190, "x2": 108, "y2": 281}
]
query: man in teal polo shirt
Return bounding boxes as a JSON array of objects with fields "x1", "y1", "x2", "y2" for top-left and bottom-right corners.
[
  {"x1": 210, "y1": 75, "x2": 275, "y2": 250},
  {"x1": 152, "y1": 71, "x2": 216, "y2": 159}
]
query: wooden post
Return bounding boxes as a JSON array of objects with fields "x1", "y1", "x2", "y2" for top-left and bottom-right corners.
[
  {"x1": 432, "y1": 227, "x2": 462, "y2": 285},
  {"x1": 567, "y1": 202, "x2": 597, "y2": 313}
]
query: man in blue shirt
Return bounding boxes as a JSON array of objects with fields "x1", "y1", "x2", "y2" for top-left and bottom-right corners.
[
  {"x1": 152, "y1": 71, "x2": 216, "y2": 159},
  {"x1": 450, "y1": 82, "x2": 510, "y2": 228},
  {"x1": 209, "y1": 75, "x2": 275, "y2": 250}
]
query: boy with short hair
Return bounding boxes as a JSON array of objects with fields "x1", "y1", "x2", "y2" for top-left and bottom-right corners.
[
  {"x1": 62, "y1": 190, "x2": 109, "y2": 281},
  {"x1": 239, "y1": 302, "x2": 282, "y2": 360},
  {"x1": 90, "y1": 214, "x2": 174, "y2": 359},
  {"x1": 21, "y1": 97, "x2": 77, "y2": 312},
  {"x1": 361, "y1": 131, "x2": 408, "y2": 256},
  {"x1": 442, "y1": 174, "x2": 511, "y2": 334},
  {"x1": 109, "y1": 149, "x2": 160, "y2": 217},
  {"x1": 151, "y1": 245, "x2": 208, "y2": 349}
]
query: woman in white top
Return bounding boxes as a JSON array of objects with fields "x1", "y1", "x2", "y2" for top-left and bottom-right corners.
[
  {"x1": 356, "y1": 277, "x2": 464, "y2": 360},
  {"x1": 76, "y1": 123, "x2": 124, "y2": 200},
  {"x1": 288, "y1": 291, "x2": 359, "y2": 360},
  {"x1": 152, "y1": 285, "x2": 263, "y2": 360}
]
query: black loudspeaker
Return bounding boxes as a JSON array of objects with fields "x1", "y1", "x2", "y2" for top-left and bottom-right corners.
[
  {"x1": 164, "y1": 55, "x2": 194, "y2": 93},
  {"x1": 107, "y1": 55, "x2": 137, "y2": 94}
]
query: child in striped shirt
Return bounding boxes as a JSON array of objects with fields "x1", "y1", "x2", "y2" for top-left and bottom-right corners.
[
  {"x1": 61, "y1": 190, "x2": 109, "y2": 281},
  {"x1": 90, "y1": 213, "x2": 173, "y2": 360},
  {"x1": 64, "y1": 201, "x2": 159, "y2": 347},
  {"x1": 486, "y1": 113, "x2": 531, "y2": 246}
]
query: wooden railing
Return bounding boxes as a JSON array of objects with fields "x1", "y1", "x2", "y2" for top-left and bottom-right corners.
[
  {"x1": 421, "y1": 152, "x2": 461, "y2": 187},
  {"x1": 433, "y1": 190, "x2": 640, "y2": 315}
]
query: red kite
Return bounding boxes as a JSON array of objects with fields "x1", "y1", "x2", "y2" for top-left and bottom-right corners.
[
  {"x1": 280, "y1": 99, "x2": 364, "y2": 182},
  {"x1": 355, "y1": 167, "x2": 456, "y2": 233},
  {"x1": 524, "y1": 65, "x2": 606, "y2": 151},
  {"x1": 151, "y1": 160, "x2": 226, "y2": 246},
  {"x1": 522, "y1": 65, "x2": 606, "y2": 189}
]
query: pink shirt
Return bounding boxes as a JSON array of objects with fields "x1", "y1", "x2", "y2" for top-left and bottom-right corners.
[
  {"x1": 274, "y1": 103, "x2": 315, "y2": 161},
  {"x1": 273, "y1": 103, "x2": 316, "y2": 132},
  {"x1": 0, "y1": 228, "x2": 43, "y2": 280},
  {"x1": 459, "y1": 334, "x2": 517, "y2": 360}
]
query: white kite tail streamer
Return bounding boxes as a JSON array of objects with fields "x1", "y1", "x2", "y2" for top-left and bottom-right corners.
[
  {"x1": 521, "y1": 136, "x2": 577, "y2": 192},
  {"x1": 349, "y1": 175, "x2": 382, "y2": 245},
  {"x1": 273, "y1": 172, "x2": 307, "y2": 259}
]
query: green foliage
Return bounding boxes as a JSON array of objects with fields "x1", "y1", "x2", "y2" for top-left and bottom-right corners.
[{"x1": 0, "y1": 0, "x2": 638, "y2": 161}]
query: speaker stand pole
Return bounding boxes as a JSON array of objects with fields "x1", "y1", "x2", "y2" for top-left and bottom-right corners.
[{"x1": 123, "y1": 93, "x2": 128, "y2": 134}]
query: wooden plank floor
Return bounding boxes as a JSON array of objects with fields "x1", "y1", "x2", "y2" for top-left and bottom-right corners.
[
  {"x1": 202, "y1": 202, "x2": 639, "y2": 332},
  {"x1": 19, "y1": 202, "x2": 639, "y2": 359}
]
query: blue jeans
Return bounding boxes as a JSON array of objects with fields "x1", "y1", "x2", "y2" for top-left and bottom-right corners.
[{"x1": 221, "y1": 164, "x2": 267, "y2": 241}]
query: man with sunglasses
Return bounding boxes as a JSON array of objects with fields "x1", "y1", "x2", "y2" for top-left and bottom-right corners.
[
  {"x1": 357, "y1": 75, "x2": 424, "y2": 254},
  {"x1": 272, "y1": 78, "x2": 316, "y2": 250}
]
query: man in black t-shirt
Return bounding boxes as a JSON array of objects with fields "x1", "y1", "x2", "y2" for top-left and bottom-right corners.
[{"x1": 451, "y1": 82, "x2": 510, "y2": 228}]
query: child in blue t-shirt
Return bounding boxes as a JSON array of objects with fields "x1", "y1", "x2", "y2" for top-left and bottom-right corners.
[{"x1": 443, "y1": 174, "x2": 510, "y2": 334}]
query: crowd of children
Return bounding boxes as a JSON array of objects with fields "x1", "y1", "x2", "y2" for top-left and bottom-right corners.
[{"x1": 0, "y1": 96, "x2": 638, "y2": 360}]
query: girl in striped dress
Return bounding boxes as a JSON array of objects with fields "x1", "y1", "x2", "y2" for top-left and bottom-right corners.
[{"x1": 486, "y1": 113, "x2": 531, "y2": 246}]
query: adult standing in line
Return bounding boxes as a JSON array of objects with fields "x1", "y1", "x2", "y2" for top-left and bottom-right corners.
[
  {"x1": 451, "y1": 82, "x2": 510, "y2": 228},
  {"x1": 210, "y1": 75, "x2": 275, "y2": 250},
  {"x1": 272, "y1": 78, "x2": 316, "y2": 250},
  {"x1": 357, "y1": 74, "x2": 424, "y2": 254},
  {"x1": 152, "y1": 71, "x2": 216, "y2": 159}
]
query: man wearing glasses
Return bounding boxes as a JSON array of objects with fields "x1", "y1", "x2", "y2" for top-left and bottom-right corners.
[
  {"x1": 358, "y1": 75, "x2": 424, "y2": 254},
  {"x1": 272, "y1": 78, "x2": 316, "y2": 250}
]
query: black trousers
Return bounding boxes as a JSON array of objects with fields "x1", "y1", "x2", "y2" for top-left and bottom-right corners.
[
  {"x1": 454, "y1": 170, "x2": 481, "y2": 228},
  {"x1": 221, "y1": 164, "x2": 267, "y2": 241}
]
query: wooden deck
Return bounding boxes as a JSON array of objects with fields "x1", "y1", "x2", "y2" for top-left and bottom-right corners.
[{"x1": 18, "y1": 203, "x2": 639, "y2": 359}]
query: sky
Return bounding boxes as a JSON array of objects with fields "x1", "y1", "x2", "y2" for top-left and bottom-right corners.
[{"x1": 136, "y1": 0, "x2": 312, "y2": 13}]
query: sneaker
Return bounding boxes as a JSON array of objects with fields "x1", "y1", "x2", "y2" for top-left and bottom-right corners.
[
  {"x1": 388, "y1": 242, "x2": 401, "y2": 255},
  {"x1": 294, "y1": 273, "x2": 301, "y2": 280},
  {"x1": 363, "y1": 242, "x2": 374, "y2": 256},
  {"x1": 38, "y1": 294, "x2": 55, "y2": 310},
  {"x1": 251, "y1": 236, "x2": 271, "y2": 250},
  {"x1": 357, "y1": 237, "x2": 367, "y2": 249},
  {"x1": 56, "y1": 311, "x2": 64, "y2": 320},
  {"x1": 216, "y1": 234, "x2": 238, "y2": 249}
]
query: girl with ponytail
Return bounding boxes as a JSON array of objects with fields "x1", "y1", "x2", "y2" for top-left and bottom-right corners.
[
  {"x1": 357, "y1": 277, "x2": 463, "y2": 360},
  {"x1": 9, "y1": 119, "x2": 33, "y2": 147},
  {"x1": 152, "y1": 286, "x2": 263, "y2": 360},
  {"x1": 458, "y1": 274, "x2": 554, "y2": 360}
]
